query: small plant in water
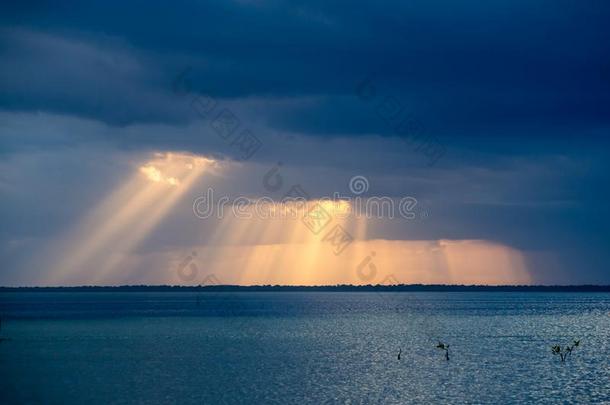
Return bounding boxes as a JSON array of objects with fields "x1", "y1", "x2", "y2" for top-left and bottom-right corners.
[
  {"x1": 436, "y1": 341, "x2": 450, "y2": 361},
  {"x1": 551, "y1": 339, "x2": 580, "y2": 362}
]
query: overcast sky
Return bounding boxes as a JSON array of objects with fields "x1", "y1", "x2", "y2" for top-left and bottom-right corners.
[{"x1": 1, "y1": 1, "x2": 609, "y2": 285}]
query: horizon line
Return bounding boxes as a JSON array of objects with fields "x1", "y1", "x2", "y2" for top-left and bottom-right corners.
[{"x1": 1, "y1": 284, "x2": 610, "y2": 292}]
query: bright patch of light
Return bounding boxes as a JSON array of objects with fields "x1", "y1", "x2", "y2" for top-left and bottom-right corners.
[
  {"x1": 47, "y1": 151, "x2": 214, "y2": 284},
  {"x1": 138, "y1": 152, "x2": 215, "y2": 186}
]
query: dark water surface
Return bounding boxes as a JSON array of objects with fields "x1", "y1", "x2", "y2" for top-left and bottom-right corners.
[{"x1": 1, "y1": 292, "x2": 609, "y2": 404}]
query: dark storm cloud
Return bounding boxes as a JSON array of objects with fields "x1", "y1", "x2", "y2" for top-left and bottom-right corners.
[
  {"x1": 1, "y1": 0, "x2": 610, "y2": 137},
  {"x1": 1, "y1": 1, "x2": 610, "y2": 284}
]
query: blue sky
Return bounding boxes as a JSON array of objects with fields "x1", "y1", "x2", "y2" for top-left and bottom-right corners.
[{"x1": 1, "y1": 1, "x2": 609, "y2": 285}]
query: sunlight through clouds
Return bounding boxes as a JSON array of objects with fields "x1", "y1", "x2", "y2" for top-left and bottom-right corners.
[
  {"x1": 160, "y1": 238, "x2": 531, "y2": 286},
  {"x1": 45, "y1": 152, "x2": 215, "y2": 284},
  {"x1": 35, "y1": 151, "x2": 534, "y2": 287}
]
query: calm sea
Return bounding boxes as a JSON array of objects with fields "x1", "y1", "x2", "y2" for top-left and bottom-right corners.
[{"x1": 1, "y1": 292, "x2": 609, "y2": 404}]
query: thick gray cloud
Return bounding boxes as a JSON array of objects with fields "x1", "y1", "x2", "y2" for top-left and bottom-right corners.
[
  {"x1": 1, "y1": 1, "x2": 609, "y2": 284},
  {"x1": 2, "y1": 0, "x2": 610, "y2": 134}
]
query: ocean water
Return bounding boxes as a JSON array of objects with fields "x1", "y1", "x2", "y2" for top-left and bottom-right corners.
[{"x1": 0, "y1": 292, "x2": 609, "y2": 404}]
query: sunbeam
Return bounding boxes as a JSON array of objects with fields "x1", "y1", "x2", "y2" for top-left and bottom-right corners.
[
  {"x1": 183, "y1": 199, "x2": 531, "y2": 286},
  {"x1": 47, "y1": 152, "x2": 214, "y2": 284}
]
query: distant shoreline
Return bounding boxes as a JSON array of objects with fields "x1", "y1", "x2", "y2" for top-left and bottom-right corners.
[{"x1": 1, "y1": 285, "x2": 609, "y2": 292}]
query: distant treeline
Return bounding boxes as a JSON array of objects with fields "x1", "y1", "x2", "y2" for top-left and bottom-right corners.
[{"x1": 1, "y1": 284, "x2": 609, "y2": 292}]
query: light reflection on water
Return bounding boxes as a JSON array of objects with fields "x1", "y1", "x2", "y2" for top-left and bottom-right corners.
[{"x1": 0, "y1": 292, "x2": 609, "y2": 404}]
